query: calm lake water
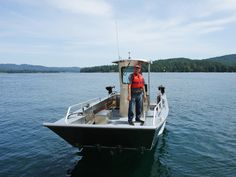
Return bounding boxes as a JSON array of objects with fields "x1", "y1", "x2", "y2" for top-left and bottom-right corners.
[{"x1": 0, "y1": 73, "x2": 236, "y2": 177}]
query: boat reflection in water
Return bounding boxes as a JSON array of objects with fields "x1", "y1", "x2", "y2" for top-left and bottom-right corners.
[{"x1": 68, "y1": 129, "x2": 170, "y2": 177}]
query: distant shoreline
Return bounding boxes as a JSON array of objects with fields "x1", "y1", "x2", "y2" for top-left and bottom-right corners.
[
  {"x1": 1, "y1": 54, "x2": 236, "y2": 73},
  {"x1": 1, "y1": 72, "x2": 236, "y2": 74}
]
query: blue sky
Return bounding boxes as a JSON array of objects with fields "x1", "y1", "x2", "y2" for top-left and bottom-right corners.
[{"x1": 0, "y1": 0, "x2": 236, "y2": 67}]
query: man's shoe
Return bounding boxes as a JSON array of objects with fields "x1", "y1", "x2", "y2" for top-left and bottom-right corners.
[
  {"x1": 128, "y1": 121, "x2": 134, "y2": 126},
  {"x1": 135, "y1": 119, "x2": 144, "y2": 124}
]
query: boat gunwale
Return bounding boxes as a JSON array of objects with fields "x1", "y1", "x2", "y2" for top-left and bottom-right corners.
[{"x1": 43, "y1": 122, "x2": 157, "y2": 130}]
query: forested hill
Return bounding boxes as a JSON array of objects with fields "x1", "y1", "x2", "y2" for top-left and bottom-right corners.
[
  {"x1": 80, "y1": 54, "x2": 236, "y2": 72},
  {"x1": 205, "y1": 54, "x2": 236, "y2": 66},
  {"x1": 1, "y1": 54, "x2": 236, "y2": 73},
  {"x1": 151, "y1": 54, "x2": 236, "y2": 72},
  {"x1": 0, "y1": 64, "x2": 80, "y2": 73}
]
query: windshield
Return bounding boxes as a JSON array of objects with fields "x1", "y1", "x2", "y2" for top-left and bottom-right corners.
[{"x1": 121, "y1": 66, "x2": 133, "y2": 84}]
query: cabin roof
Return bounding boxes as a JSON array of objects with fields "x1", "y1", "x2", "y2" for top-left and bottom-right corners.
[{"x1": 112, "y1": 58, "x2": 151, "y2": 64}]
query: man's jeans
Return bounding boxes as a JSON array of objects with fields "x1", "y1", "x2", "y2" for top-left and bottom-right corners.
[{"x1": 128, "y1": 92, "x2": 143, "y2": 121}]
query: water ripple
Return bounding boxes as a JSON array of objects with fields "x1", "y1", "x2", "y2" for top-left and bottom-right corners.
[{"x1": 1, "y1": 73, "x2": 236, "y2": 177}]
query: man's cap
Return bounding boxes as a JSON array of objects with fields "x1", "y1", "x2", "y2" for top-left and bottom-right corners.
[{"x1": 135, "y1": 64, "x2": 141, "y2": 68}]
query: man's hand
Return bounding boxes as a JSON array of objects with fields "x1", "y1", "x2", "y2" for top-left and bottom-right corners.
[
  {"x1": 144, "y1": 94, "x2": 147, "y2": 102},
  {"x1": 127, "y1": 95, "x2": 131, "y2": 101}
]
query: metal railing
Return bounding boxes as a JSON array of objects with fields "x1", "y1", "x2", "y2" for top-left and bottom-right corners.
[
  {"x1": 65, "y1": 97, "x2": 101, "y2": 124},
  {"x1": 153, "y1": 96, "x2": 163, "y2": 125}
]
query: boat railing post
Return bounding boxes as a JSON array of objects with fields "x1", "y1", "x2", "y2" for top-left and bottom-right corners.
[
  {"x1": 65, "y1": 106, "x2": 71, "y2": 124},
  {"x1": 153, "y1": 96, "x2": 163, "y2": 125},
  {"x1": 153, "y1": 103, "x2": 158, "y2": 125}
]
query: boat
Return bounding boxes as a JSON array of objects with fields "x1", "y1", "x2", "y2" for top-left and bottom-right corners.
[{"x1": 43, "y1": 58, "x2": 169, "y2": 152}]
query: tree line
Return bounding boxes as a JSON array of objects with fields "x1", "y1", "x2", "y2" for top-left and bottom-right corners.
[
  {"x1": 1, "y1": 54, "x2": 235, "y2": 73},
  {"x1": 80, "y1": 57, "x2": 236, "y2": 72}
]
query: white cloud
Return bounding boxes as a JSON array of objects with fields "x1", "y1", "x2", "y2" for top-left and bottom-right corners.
[
  {"x1": 48, "y1": 0, "x2": 112, "y2": 16},
  {"x1": 209, "y1": 0, "x2": 236, "y2": 13},
  {"x1": 116, "y1": 0, "x2": 236, "y2": 42},
  {"x1": 109, "y1": 0, "x2": 236, "y2": 59},
  {"x1": 1, "y1": 0, "x2": 236, "y2": 66}
]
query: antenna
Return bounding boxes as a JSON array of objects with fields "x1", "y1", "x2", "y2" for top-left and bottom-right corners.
[{"x1": 115, "y1": 21, "x2": 121, "y2": 60}]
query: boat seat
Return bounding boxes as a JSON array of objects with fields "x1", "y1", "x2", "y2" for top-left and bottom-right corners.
[
  {"x1": 85, "y1": 113, "x2": 95, "y2": 124},
  {"x1": 94, "y1": 110, "x2": 111, "y2": 124}
]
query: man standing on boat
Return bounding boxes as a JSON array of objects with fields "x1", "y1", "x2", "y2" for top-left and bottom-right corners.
[{"x1": 127, "y1": 64, "x2": 146, "y2": 125}]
